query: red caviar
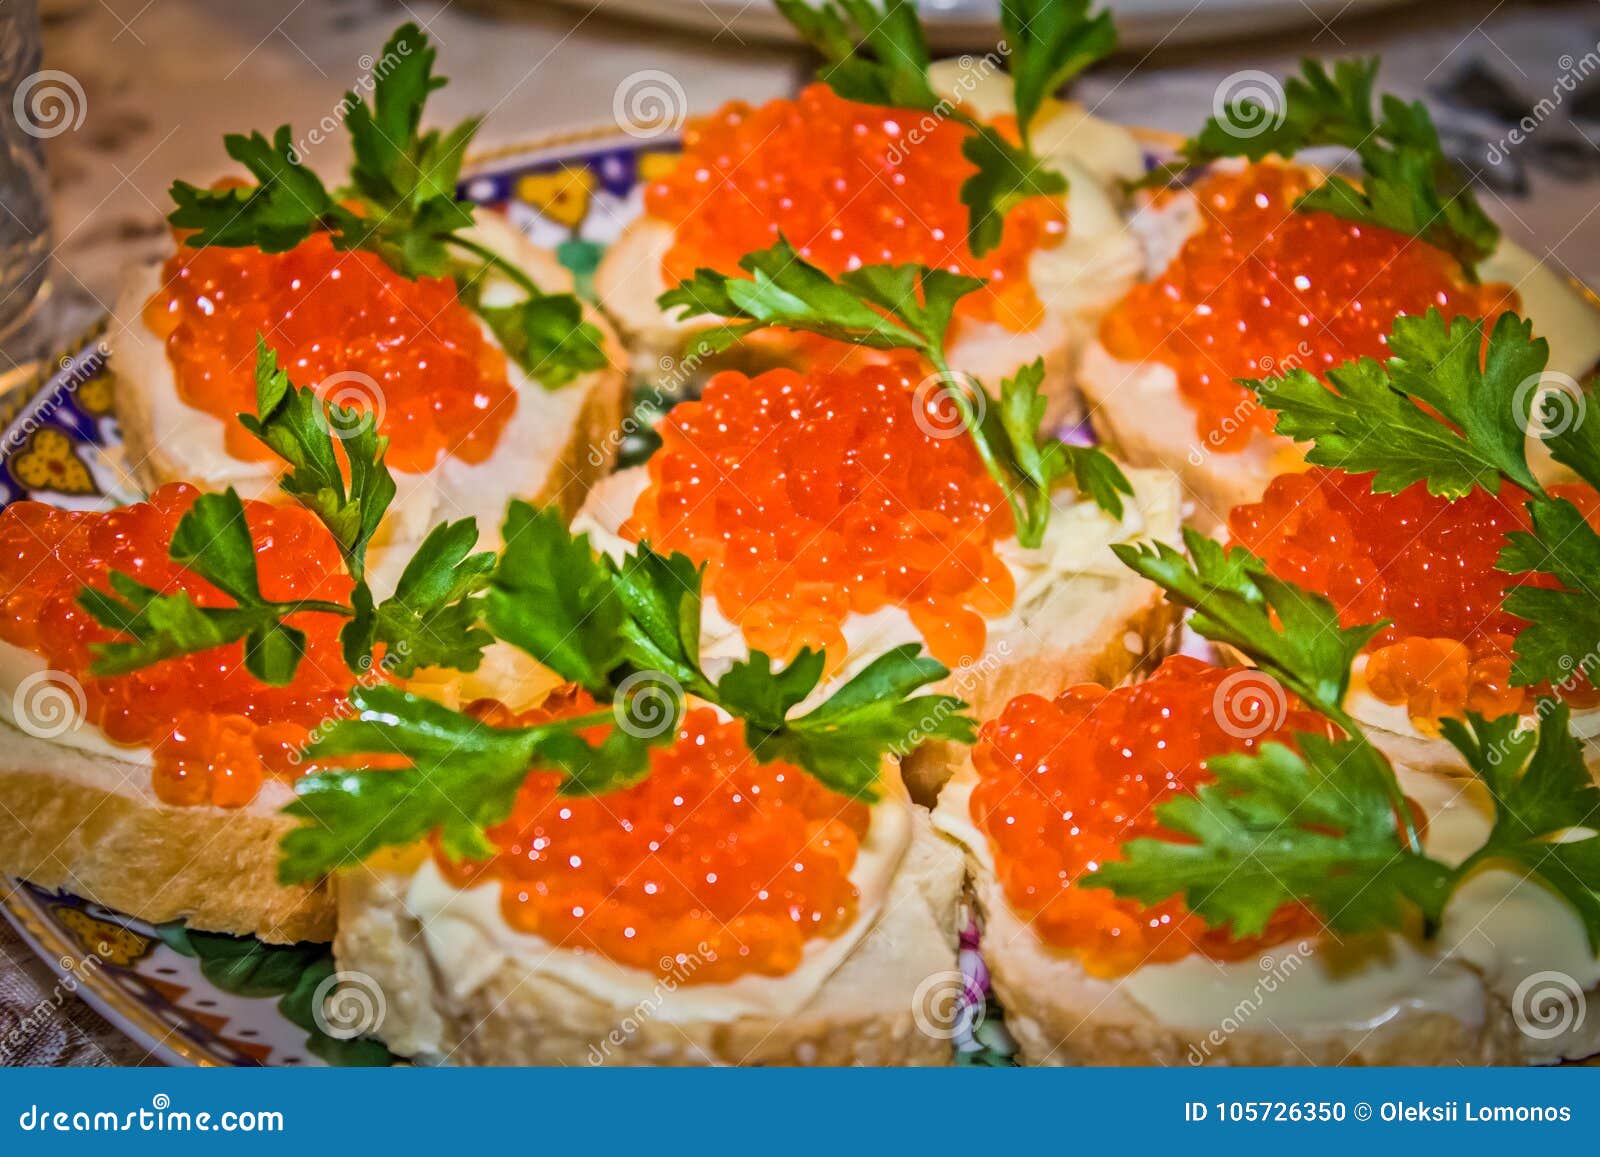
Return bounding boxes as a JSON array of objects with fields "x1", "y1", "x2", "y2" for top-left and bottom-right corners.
[
  {"x1": 1229, "y1": 468, "x2": 1600, "y2": 725},
  {"x1": 144, "y1": 229, "x2": 516, "y2": 474},
  {"x1": 645, "y1": 85, "x2": 1066, "y2": 332},
  {"x1": 1099, "y1": 164, "x2": 1517, "y2": 450},
  {"x1": 971, "y1": 656, "x2": 1325, "y2": 976},
  {"x1": 624, "y1": 359, "x2": 1016, "y2": 668},
  {"x1": 0, "y1": 483, "x2": 356, "y2": 807},
  {"x1": 440, "y1": 694, "x2": 870, "y2": 983}
]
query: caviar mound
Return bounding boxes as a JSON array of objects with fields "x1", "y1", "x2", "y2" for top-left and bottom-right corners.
[
  {"x1": 1099, "y1": 164, "x2": 1517, "y2": 451},
  {"x1": 645, "y1": 85, "x2": 1066, "y2": 333},
  {"x1": 1229, "y1": 467, "x2": 1600, "y2": 725},
  {"x1": 624, "y1": 359, "x2": 1016, "y2": 668},
  {"x1": 0, "y1": 484, "x2": 356, "y2": 807},
  {"x1": 970, "y1": 656, "x2": 1324, "y2": 976},
  {"x1": 440, "y1": 696, "x2": 871, "y2": 983},
  {"x1": 145, "y1": 230, "x2": 516, "y2": 474}
]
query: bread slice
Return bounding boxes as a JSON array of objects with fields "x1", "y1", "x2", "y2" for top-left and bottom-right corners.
[
  {"x1": 933, "y1": 755, "x2": 1600, "y2": 1066},
  {"x1": 0, "y1": 720, "x2": 330, "y2": 943},
  {"x1": 1079, "y1": 194, "x2": 1600, "y2": 529},
  {"x1": 332, "y1": 791, "x2": 966, "y2": 1065},
  {"x1": 107, "y1": 212, "x2": 629, "y2": 588},
  {"x1": 572, "y1": 465, "x2": 1184, "y2": 803},
  {"x1": 593, "y1": 68, "x2": 1146, "y2": 426}
]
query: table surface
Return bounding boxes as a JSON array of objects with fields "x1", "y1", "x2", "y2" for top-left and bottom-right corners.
[{"x1": 3, "y1": 0, "x2": 1598, "y2": 1065}]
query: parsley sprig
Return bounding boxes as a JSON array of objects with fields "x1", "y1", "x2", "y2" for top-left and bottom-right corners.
[
  {"x1": 1143, "y1": 58, "x2": 1499, "y2": 278},
  {"x1": 773, "y1": 0, "x2": 1115, "y2": 256},
  {"x1": 78, "y1": 344, "x2": 493, "y2": 684},
  {"x1": 659, "y1": 239, "x2": 1132, "y2": 546},
  {"x1": 1096, "y1": 307, "x2": 1600, "y2": 946},
  {"x1": 167, "y1": 23, "x2": 607, "y2": 386},
  {"x1": 1244, "y1": 308, "x2": 1600, "y2": 690},
  {"x1": 1106, "y1": 532, "x2": 1600, "y2": 949},
  {"x1": 277, "y1": 502, "x2": 974, "y2": 882}
]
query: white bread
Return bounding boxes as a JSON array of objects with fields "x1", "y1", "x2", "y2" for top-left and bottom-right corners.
[
  {"x1": 593, "y1": 67, "x2": 1146, "y2": 427},
  {"x1": 0, "y1": 720, "x2": 331, "y2": 943},
  {"x1": 108, "y1": 213, "x2": 630, "y2": 586},
  {"x1": 332, "y1": 798, "x2": 966, "y2": 1065},
  {"x1": 933, "y1": 756, "x2": 1600, "y2": 1066},
  {"x1": 572, "y1": 465, "x2": 1184, "y2": 803},
  {"x1": 1079, "y1": 195, "x2": 1600, "y2": 529}
]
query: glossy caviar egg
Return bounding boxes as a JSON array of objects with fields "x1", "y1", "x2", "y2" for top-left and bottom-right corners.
[
  {"x1": 440, "y1": 695, "x2": 870, "y2": 983},
  {"x1": 1229, "y1": 467, "x2": 1600, "y2": 724},
  {"x1": 645, "y1": 85, "x2": 1066, "y2": 332},
  {"x1": 970, "y1": 656, "x2": 1325, "y2": 976},
  {"x1": 1099, "y1": 164, "x2": 1518, "y2": 450},
  {"x1": 624, "y1": 357, "x2": 1016, "y2": 668},
  {"x1": 144, "y1": 230, "x2": 516, "y2": 474},
  {"x1": 0, "y1": 483, "x2": 355, "y2": 807}
]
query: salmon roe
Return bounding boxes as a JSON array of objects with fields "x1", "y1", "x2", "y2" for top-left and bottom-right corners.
[
  {"x1": 1230, "y1": 468, "x2": 1600, "y2": 726},
  {"x1": 624, "y1": 358, "x2": 1016, "y2": 668},
  {"x1": 0, "y1": 483, "x2": 356, "y2": 807},
  {"x1": 1099, "y1": 164, "x2": 1518, "y2": 450},
  {"x1": 645, "y1": 84, "x2": 1066, "y2": 332},
  {"x1": 440, "y1": 692, "x2": 871, "y2": 983},
  {"x1": 144, "y1": 229, "x2": 516, "y2": 474},
  {"x1": 971, "y1": 656, "x2": 1325, "y2": 976}
]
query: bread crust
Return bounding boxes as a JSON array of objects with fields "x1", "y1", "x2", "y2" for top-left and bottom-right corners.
[
  {"x1": 934, "y1": 757, "x2": 1568, "y2": 1067},
  {"x1": 333, "y1": 805, "x2": 967, "y2": 1065},
  {"x1": 0, "y1": 726, "x2": 331, "y2": 943}
]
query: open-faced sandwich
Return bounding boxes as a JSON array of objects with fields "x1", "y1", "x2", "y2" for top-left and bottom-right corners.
[
  {"x1": 109, "y1": 25, "x2": 626, "y2": 589},
  {"x1": 270, "y1": 497, "x2": 980, "y2": 1065},
  {"x1": 597, "y1": 0, "x2": 1145, "y2": 422},
  {"x1": 1079, "y1": 59, "x2": 1600, "y2": 524},
  {"x1": 0, "y1": 349, "x2": 533, "y2": 943},
  {"x1": 934, "y1": 657, "x2": 1600, "y2": 1065}
]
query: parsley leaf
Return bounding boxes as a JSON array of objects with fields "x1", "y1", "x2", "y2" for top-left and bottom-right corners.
[
  {"x1": 79, "y1": 489, "x2": 344, "y2": 686},
  {"x1": 999, "y1": 0, "x2": 1118, "y2": 154},
  {"x1": 168, "y1": 127, "x2": 337, "y2": 252},
  {"x1": 369, "y1": 518, "x2": 496, "y2": 677},
  {"x1": 1248, "y1": 311, "x2": 1545, "y2": 498},
  {"x1": 1499, "y1": 496, "x2": 1600, "y2": 688},
  {"x1": 485, "y1": 502, "x2": 628, "y2": 693},
  {"x1": 1094, "y1": 734, "x2": 1455, "y2": 936},
  {"x1": 239, "y1": 339, "x2": 397, "y2": 584},
  {"x1": 1440, "y1": 706, "x2": 1600, "y2": 951},
  {"x1": 1113, "y1": 528, "x2": 1383, "y2": 717},
  {"x1": 1149, "y1": 57, "x2": 1499, "y2": 276},
  {"x1": 278, "y1": 684, "x2": 654, "y2": 882}
]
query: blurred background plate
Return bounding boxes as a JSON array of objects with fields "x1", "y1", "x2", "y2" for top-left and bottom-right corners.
[{"x1": 524, "y1": 0, "x2": 1418, "y2": 49}]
